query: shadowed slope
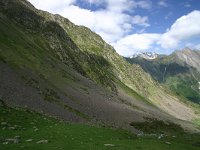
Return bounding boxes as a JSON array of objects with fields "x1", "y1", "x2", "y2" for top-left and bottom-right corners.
[{"x1": 0, "y1": 0, "x2": 199, "y2": 133}]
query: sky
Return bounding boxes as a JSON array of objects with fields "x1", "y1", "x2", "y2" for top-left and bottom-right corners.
[{"x1": 28, "y1": 0, "x2": 200, "y2": 57}]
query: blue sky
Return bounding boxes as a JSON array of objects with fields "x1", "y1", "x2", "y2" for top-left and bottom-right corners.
[{"x1": 28, "y1": 0, "x2": 200, "y2": 56}]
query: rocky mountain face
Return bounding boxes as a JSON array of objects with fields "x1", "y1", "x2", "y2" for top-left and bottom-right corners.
[
  {"x1": 0, "y1": 0, "x2": 199, "y2": 132},
  {"x1": 126, "y1": 48, "x2": 200, "y2": 104},
  {"x1": 174, "y1": 48, "x2": 200, "y2": 72}
]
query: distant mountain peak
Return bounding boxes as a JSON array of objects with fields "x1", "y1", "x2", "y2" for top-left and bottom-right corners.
[
  {"x1": 174, "y1": 47, "x2": 193, "y2": 54},
  {"x1": 173, "y1": 48, "x2": 200, "y2": 72},
  {"x1": 130, "y1": 52, "x2": 158, "y2": 60},
  {"x1": 182, "y1": 47, "x2": 192, "y2": 51}
]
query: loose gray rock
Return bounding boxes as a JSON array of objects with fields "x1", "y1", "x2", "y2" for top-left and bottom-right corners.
[
  {"x1": 104, "y1": 144, "x2": 115, "y2": 147},
  {"x1": 26, "y1": 139, "x2": 33, "y2": 142},
  {"x1": 36, "y1": 140, "x2": 48, "y2": 144},
  {"x1": 2, "y1": 141, "x2": 8, "y2": 145},
  {"x1": 5, "y1": 138, "x2": 20, "y2": 144},
  {"x1": 158, "y1": 134, "x2": 164, "y2": 139},
  {"x1": 165, "y1": 142, "x2": 171, "y2": 145}
]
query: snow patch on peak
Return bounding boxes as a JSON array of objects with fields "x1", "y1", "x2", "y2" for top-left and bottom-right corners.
[{"x1": 130, "y1": 52, "x2": 158, "y2": 60}]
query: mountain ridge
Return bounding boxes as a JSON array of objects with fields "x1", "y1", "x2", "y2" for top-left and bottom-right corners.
[
  {"x1": 129, "y1": 52, "x2": 158, "y2": 60},
  {"x1": 0, "y1": 0, "x2": 199, "y2": 133},
  {"x1": 126, "y1": 48, "x2": 200, "y2": 104}
]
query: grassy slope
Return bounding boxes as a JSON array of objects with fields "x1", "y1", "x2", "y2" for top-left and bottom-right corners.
[
  {"x1": 0, "y1": 0, "x2": 153, "y2": 106},
  {"x1": 165, "y1": 74, "x2": 200, "y2": 103},
  {"x1": 0, "y1": 0, "x2": 199, "y2": 134},
  {"x1": 126, "y1": 57, "x2": 200, "y2": 104},
  {"x1": 1, "y1": 106, "x2": 200, "y2": 150}
]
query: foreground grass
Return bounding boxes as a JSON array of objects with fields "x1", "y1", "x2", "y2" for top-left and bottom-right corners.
[
  {"x1": 193, "y1": 119, "x2": 200, "y2": 128},
  {"x1": 0, "y1": 106, "x2": 200, "y2": 150}
]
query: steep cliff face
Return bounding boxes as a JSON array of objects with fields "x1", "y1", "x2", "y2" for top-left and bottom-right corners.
[{"x1": 0, "y1": 0, "x2": 199, "y2": 132}]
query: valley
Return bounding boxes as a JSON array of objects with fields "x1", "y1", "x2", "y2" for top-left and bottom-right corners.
[
  {"x1": 126, "y1": 48, "x2": 200, "y2": 104},
  {"x1": 0, "y1": 0, "x2": 200, "y2": 149}
]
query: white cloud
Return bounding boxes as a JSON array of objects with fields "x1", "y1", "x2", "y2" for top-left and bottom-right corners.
[
  {"x1": 106, "y1": 0, "x2": 134, "y2": 13},
  {"x1": 59, "y1": 7, "x2": 134, "y2": 42},
  {"x1": 132, "y1": 15, "x2": 150, "y2": 27},
  {"x1": 58, "y1": 5, "x2": 95, "y2": 29},
  {"x1": 158, "y1": 1, "x2": 168, "y2": 7},
  {"x1": 28, "y1": 0, "x2": 150, "y2": 43},
  {"x1": 113, "y1": 10, "x2": 200, "y2": 56},
  {"x1": 28, "y1": 0, "x2": 75, "y2": 12},
  {"x1": 159, "y1": 10, "x2": 200, "y2": 49},
  {"x1": 113, "y1": 34, "x2": 161, "y2": 56},
  {"x1": 106, "y1": 0, "x2": 152, "y2": 12},
  {"x1": 136, "y1": 0, "x2": 152, "y2": 9},
  {"x1": 28, "y1": 1, "x2": 200, "y2": 57}
]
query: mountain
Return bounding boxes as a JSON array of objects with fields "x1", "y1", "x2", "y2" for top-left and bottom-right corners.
[
  {"x1": 130, "y1": 52, "x2": 158, "y2": 60},
  {"x1": 0, "y1": 0, "x2": 200, "y2": 135},
  {"x1": 126, "y1": 48, "x2": 200, "y2": 104},
  {"x1": 174, "y1": 48, "x2": 200, "y2": 72}
]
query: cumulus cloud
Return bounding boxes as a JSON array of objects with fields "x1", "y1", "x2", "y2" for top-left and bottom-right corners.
[
  {"x1": 59, "y1": 7, "x2": 135, "y2": 42},
  {"x1": 132, "y1": 15, "x2": 150, "y2": 27},
  {"x1": 136, "y1": 0, "x2": 152, "y2": 9},
  {"x1": 29, "y1": 0, "x2": 75, "y2": 12},
  {"x1": 113, "y1": 34, "x2": 160, "y2": 56},
  {"x1": 159, "y1": 10, "x2": 200, "y2": 49},
  {"x1": 29, "y1": 0, "x2": 150, "y2": 43},
  {"x1": 58, "y1": 5, "x2": 95, "y2": 29},
  {"x1": 113, "y1": 10, "x2": 200, "y2": 56},
  {"x1": 28, "y1": 1, "x2": 200, "y2": 57}
]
